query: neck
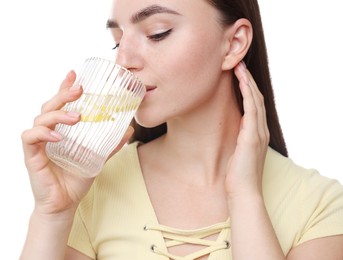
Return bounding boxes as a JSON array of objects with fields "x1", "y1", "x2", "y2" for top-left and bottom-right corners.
[{"x1": 158, "y1": 81, "x2": 242, "y2": 186}]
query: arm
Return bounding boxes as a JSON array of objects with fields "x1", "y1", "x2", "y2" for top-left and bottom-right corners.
[
  {"x1": 228, "y1": 194, "x2": 285, "y2": 259},
  {"x1": 228, "y1": 193, "x2": 343, "y2": 260},
  {"x1": 20, "y1": 71, "x2": 132, "y2": 259},
  {"x1": 21, "y1": 208, "x2": 95, "y2": 260},
  {"x1": 20, "y1": 71, "x2": 89, "y2": 260},
  {"x1": 226, "y1": 62, "x2": 285, "y2": 259},
  {"x1": 65, "y1": 247, "x2": 94, "y2": 260},
  {"x1": 21, "y1": 209, "x2": 77, "y2": 260},
  {"x1": 227, "y1": 63, "x2": 343, "y2": 259},
  {"x1": 287, "y1": 235, "x2": 343, "y2": 259}
]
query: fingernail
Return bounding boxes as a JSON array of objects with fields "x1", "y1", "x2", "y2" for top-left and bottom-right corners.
[
  {"x1": 70, "y1": 84, "x2": 81, "y2": 91},
  {"x1": 50, "y1": 131, "x2": 63, "y2": 140},
  {"x1": 66, "y1": 70, "x2": 74, "y2": 80},
  {"x1": 67, "y1": 111, "x2": 81, "y2": 119}
]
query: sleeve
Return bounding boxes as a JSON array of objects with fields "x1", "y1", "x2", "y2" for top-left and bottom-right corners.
[
  {"x1": 296, "y1": 170, "x2": 343, "y2": 245},
  {"x1": 67, "y1": 208, "x2": 96, "y2": 259}
]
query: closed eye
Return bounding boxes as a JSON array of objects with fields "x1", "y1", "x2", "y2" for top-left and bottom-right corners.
[
  {"x1": 112, "y1": 28, "x2": 173, "y2": 50},
  {"x1": 147, "y1": 28, "x2": 173, "y2": 42},
  {"x1": 112, "y1": 43, "x2": 120, "y2": 50}
]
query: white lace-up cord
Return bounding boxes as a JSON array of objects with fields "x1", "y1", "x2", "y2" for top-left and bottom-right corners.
[{"x1": 146, "y1": 222, "x2": 230, "y2": 260}]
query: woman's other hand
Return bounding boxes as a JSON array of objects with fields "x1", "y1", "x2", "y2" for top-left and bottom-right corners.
[{"x1": 225, "y1": 62, "x2": 270, "y2": 200}]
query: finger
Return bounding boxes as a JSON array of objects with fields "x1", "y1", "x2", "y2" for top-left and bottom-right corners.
[
  {"x1": 235, "y1": 62, "x2": 269, "y2": 144},
  {"x1": 33, "y1": 111, "x2": 81, "y2": 129},
  {"x1": 234, "y1": 63, "x2": 258, "y2": 136},
  {"x1": 22, "y1": 126, "x2": 62, "y2": 146},
  {"x1": 106, "y1": 126, "x2": 134, "y2": 160},
  {"x1": 21, "y1": 126, "x2": 62, "y2": 160},
  {"x1": 41, "y1": 71, "x2": 83, "y2": 113},
  {"x1": 61, "y1": 70, "x2": 77, "y2": 90},
  {"x1": 245, "y1": 69, "x2": 269, "y2": 142}
]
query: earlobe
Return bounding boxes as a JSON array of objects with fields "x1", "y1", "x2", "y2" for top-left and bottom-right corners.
[{"x1": 221, "y1": 18, "x2": 253, "y2": 71}]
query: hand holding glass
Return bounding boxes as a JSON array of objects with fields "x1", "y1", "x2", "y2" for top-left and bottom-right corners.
[{"x1": 46, "y1": 57, "x2": 146, "y2": 177}]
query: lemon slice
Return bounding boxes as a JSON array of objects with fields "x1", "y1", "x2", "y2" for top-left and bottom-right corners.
[{"x1": 80, "y1": 93, "x2": 141, "y2": 122}]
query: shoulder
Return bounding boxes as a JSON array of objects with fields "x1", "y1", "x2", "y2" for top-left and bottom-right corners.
[
  {"x1": 68, "y1": 141, "x2": 152, "y2": 257},
  {"x1": 76, "y1": 141, "x2": 144, "y2": 222},
  {"x1": 92, "y1": 141, "x2": 142, "y2": 191},
  {"x1": 94, "y1": 141, "x2": 141, "y2": 180},
  {"x1": 263, "y1": 147, "x2": 343, "y2": 197},
  {"x1": 78, "y1": 141, "x2": 142, "y2": 210},
  {"x1": 263, "y1": 147, "x2": 343, "y2": 253}
]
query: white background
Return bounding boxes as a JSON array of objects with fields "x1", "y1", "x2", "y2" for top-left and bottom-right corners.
[{"x1": 1, "y1": 1, "x2": 342, "y2": 258}]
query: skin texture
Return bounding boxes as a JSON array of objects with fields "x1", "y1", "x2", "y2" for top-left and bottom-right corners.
[{"x1": 20, "y1": 0, "x2": 343, "y2": 259}]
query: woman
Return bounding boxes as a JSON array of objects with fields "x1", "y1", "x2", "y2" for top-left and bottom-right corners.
[{"x1": 20, "y1": 0, "x2": 343, "y2": 259}]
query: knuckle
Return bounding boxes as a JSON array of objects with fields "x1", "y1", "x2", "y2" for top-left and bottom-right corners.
[
  {"x1": 262, "y1": 131, "x2": 270, "y2": 146},
  {"x1": 21, "y1": 129, "x2": 29, "y2": 141},
  {"x1": 246, "y1": 135, "x2": 260, "y2": 147},
  {"x1": 33, "y1": 115, "x2": 41, "y2": 126},
  {"x1": 40, "y1": 101, "x2": 49, "y2": 113},
  {"x1": 249, "y1": 107, "x2": 258, "y2": 116},
  {"x1": 255, "y1": 97, "x2": 264, "y2": 108},
  {"x1": 265, "y1": 130, "x2": 270, "y2": 140}
]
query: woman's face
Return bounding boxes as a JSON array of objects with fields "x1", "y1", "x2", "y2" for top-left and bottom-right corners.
[{"x1": 108, "y1": 0, "x2": 233, "y2": 127}]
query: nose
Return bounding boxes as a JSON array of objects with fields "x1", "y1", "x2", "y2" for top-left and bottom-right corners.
[{"x1": 115, "y1": 34, "x2": 144, "y2": 72}]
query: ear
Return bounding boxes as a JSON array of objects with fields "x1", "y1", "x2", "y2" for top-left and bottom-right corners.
[{"x1": 221, "y1": 18, "x2": 253, "y2": 71}]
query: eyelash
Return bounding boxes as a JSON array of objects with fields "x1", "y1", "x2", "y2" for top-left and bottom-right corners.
[
  {"x1": 112, "y1": 43, "x2": 120, "y2": 50},
  {"x1": 147, "y1": 28, "x2": 173, "y2": 41},
  {"x1": 112, "y1": 28, "x2": 173, "y2": 50}
]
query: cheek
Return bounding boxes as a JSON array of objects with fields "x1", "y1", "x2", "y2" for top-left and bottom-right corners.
[
  {"x1": 163, "y1": 31, "x2": 224, "y2": 93},
  {"x1": 142, "y1": 16, "x2": 226, "y2": 85},
  {"x1": 136, "y1": 28, "x2": 225, "y2": 127}
]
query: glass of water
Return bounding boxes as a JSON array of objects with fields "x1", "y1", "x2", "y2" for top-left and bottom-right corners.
[{"x1": 46, "y1": 57, "x2": 146, "y2": 177}]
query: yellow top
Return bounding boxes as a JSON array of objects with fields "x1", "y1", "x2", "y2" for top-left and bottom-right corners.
[{"x1": 68, "y1": 142, "x2": 343, "y2": 259}]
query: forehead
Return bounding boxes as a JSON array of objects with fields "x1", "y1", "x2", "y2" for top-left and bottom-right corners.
[{"x1": 109, "y1": 0, "x2": 216, "y2": 24}]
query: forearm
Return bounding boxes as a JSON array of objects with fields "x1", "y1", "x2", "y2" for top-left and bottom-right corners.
[
  {"x1": 229, "y1": 193, "x2": 285, "y2": 260},
  {"x1": 20, "y1": 209, "x2": 76, "y2": 260}
]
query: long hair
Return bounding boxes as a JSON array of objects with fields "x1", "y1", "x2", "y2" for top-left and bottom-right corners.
[{"x1": 130, "y1": 0, "x2": 288, "y2": 157}]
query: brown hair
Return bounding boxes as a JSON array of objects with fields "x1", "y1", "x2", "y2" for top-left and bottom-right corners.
[{"x1": 130, "y1": 0, "x2": 288, "y2": 157}]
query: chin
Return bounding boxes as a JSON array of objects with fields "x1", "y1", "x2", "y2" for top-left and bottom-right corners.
[{"x1": 133, "y1": 114, "x2": 165, "y2": 129}]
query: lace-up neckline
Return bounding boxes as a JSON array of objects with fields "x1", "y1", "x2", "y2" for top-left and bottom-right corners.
[
  {"x1": 144, "y1": 221, "x2": 231, "y2": 259},
  {"x1": 133, "y1": 142, "x2": 231, "y2": 259}
]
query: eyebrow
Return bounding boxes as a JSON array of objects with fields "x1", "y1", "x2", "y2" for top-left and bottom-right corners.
[{"x1": 106, "y1": 4, "x2": 181, "y2": 29}]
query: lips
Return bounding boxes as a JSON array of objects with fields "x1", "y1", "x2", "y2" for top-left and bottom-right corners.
[{"x1": 145, "y1": 86, "x2": 157, "y2": 92}]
